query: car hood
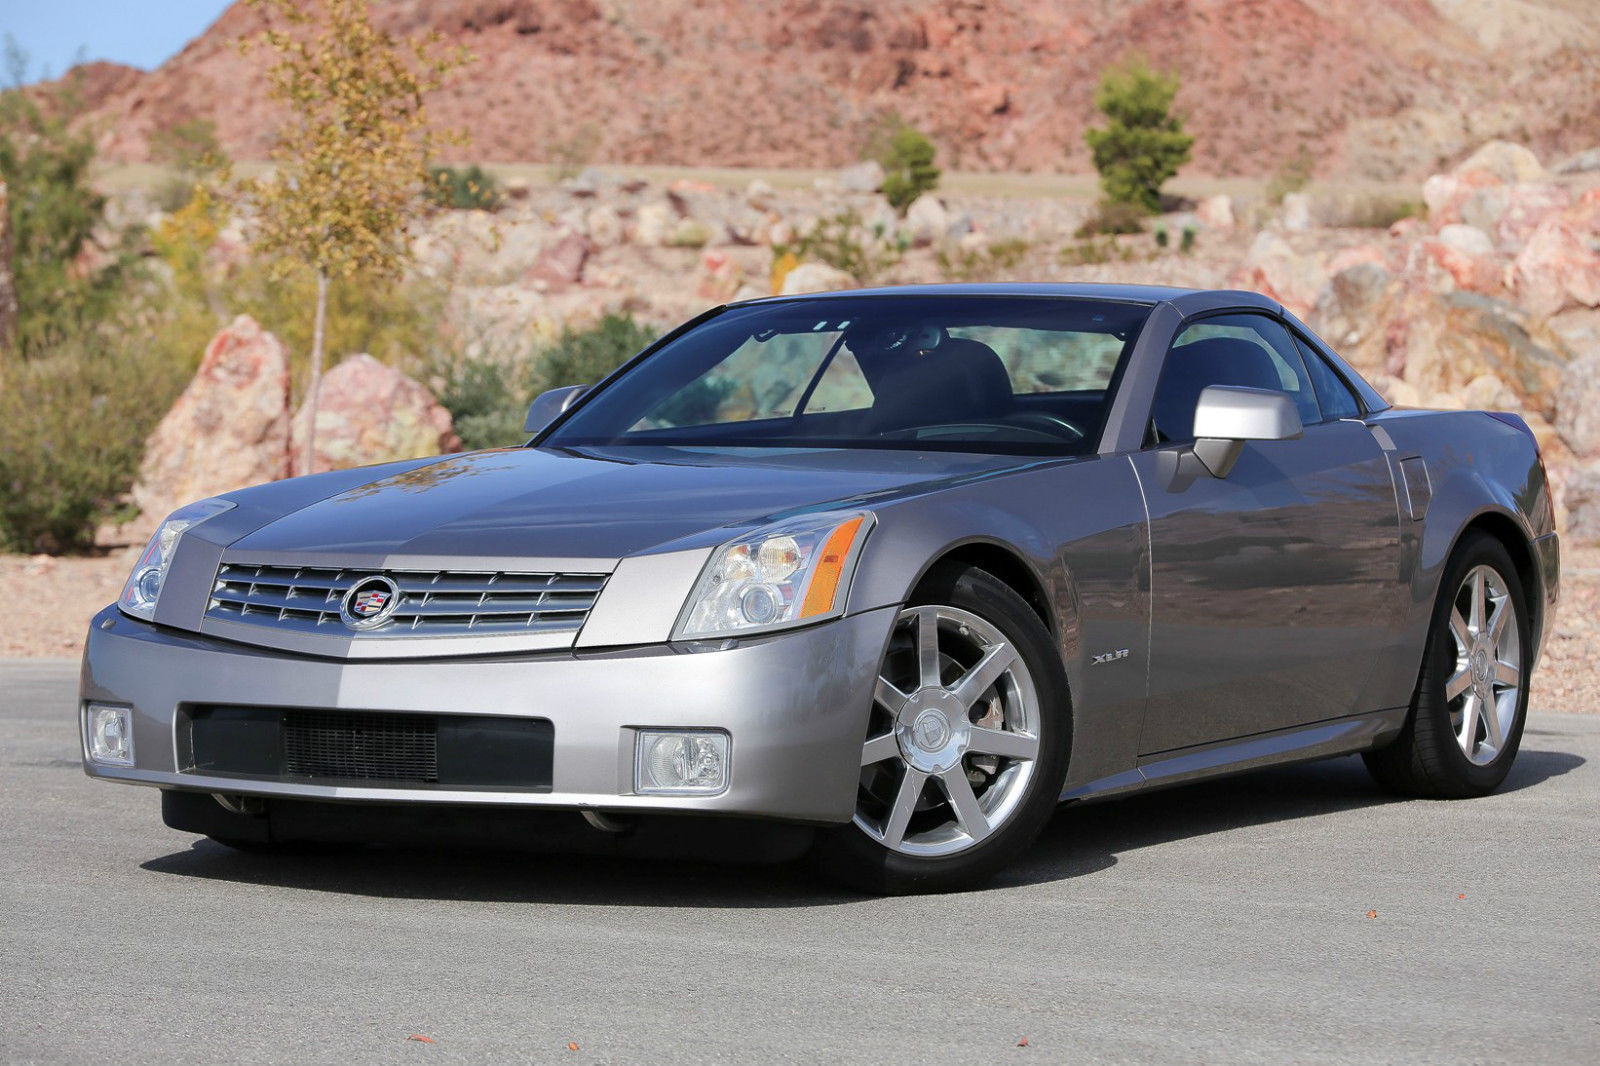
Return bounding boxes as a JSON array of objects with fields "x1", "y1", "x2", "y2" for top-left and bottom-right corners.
[{"x1": 222, "y1": 445, "x2": 1038, "y2": 565}]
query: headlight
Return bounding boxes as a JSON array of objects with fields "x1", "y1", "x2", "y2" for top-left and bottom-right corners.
[
  {"x1": 118, "y1": 498, "x2": 235, "y2": 622},
  {"x1": 676, "y1": 511, "x2": 874, "y2": 639}
]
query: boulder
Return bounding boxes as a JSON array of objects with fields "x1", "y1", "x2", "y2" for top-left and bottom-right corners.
[
  {"x1": 1511, "y1": 214, "x2": 1600, "y2": 318},
  {"x1": 1393, "y1": 292, "x2": 1570, "y2": 421},
  {"x1": 1553, "y1": 147, "x2": 1600, "y2": 176},
  {"x1": 291, "y1": 354, "x2": 460, "y2": 476},
  {"x1": 1310, "y1": 260, "x2": 1397, "y2": 356},
  {"x1": 1195, "y1": 194, "x2": 1235, "y2": 231},
  {"x1": 523, "y1": 230, "x2": 593, "y2": 292},
  {"x1": 1456, "y1": 141, "x2": 1545, "y2": 184},
  {"x1": 585, "y1": 204, "x2": 624, "y2": 247},
  {"x1": 904, "y1": 194, "x2": 951, "y2": 247},
  {"x1": 1561, "y1": 461, "x2": 1600, "y2": 543},
  {"x1": 1278, "y1": 192, "x2": 1312, "y2": 232},
  {"x1": 779, "y1": 262, "x2": 855, "y2": 295},
  {"x1": 1557, "y1": 351, "x2": 1600, "y2": 458},
  {"x1": 745, "y1": 178, "x2": 776, "y2": 210},
  {"x1": 632, "y1": 202, "x2": 675, "y2": 245},
  {"x1": 838, "y1": 160, "x2": 884, "y2": 194},
  {"x1": 1420, "y1": 224, "x2": 1502, "y2": 294},
  {"x1": 134, "y1": 315, "x2": 291, "y2": 520},
  {"x1": 1422, "y1": 170, "x2": 1499, "y2": 227},
  {"x1": 503, "y1": 177, "x2": 532, "y2": 201},
  {"x1": 694, "y1": 250, "x2": 746, "y2": 303},
  {"x1": 1493, "y1": 183, "x2": 1572, "y2": 251},
  {"x1": 1230, "y1": 231, "x2": 1326, "y2": 318}
]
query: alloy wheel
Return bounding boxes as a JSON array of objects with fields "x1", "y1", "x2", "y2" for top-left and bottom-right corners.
[
  {"x1": 1444, "y1": 564, "x2": 1522, "y2": 767},
  {"x1": 854, "y1": 604, "x2": 1042, "y2": 856}
]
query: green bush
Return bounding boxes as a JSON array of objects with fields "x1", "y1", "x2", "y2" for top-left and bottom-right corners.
[
  {"x1": 1075, "y1": 199, "x2": 1147, "y2": 237},
  {"x1": 425, "y1": 164, "x2": 503, "y2": 211},
  {"x1": 878, "y1": 125, "x2": 941, "y2": 215},
  {"x1": 1084, "y1": 59, "x2": 1193, "y2": 214},
  {"x1": 773, "y1": 209, "x2": 901, "y2": 284},
  {"x1": 0, "y1": 76, "x2": 123, "y2": 357},
  {"x1": 0, "y1": 329, "x2": 191, "y2": 552},
  {"x1": 436, "y1": 314, "x2": 659, "y2": 451}
]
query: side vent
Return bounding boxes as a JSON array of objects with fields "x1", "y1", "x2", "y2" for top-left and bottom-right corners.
[{"x1": 1398, "y1": 457, "x2": 1432, "y2": 521}]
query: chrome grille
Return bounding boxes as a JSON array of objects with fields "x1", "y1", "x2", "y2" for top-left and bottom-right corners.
[{"x1": 207, "y1": 563, "x2": 608, "y2": 638}]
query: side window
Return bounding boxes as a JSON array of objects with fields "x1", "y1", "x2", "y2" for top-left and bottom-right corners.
[
  {"x1": 1295, "y1": 335, "x2": 1363, "y2": 420},
  {"x1": 1149, "y1": 313, "x2": 1323, "y2": 444}
]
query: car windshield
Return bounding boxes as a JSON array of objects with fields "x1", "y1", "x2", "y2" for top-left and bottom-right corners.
[{"x1": 541, "y1": 294, "x2": 1151, "y2": 456}]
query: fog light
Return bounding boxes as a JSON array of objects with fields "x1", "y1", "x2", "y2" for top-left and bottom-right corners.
[
  {"x1": 635, "y1": 730, "x2": 729, "y2": 795},
  {"x1": 85, "y1": 704, "x2": 134, "y2": 767}
]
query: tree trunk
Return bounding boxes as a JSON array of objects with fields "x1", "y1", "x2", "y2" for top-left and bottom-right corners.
[
  {"x1": 303, "y1": 270, "x2": 329, "y2": 474},
  {"x1": 0, "y1": 181, "x2": 18, "y2": 354}
]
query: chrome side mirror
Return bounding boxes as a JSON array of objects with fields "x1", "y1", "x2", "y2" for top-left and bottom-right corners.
[
  {"x1": 524, "y1": 385, "x2": 589, "y2": 436},
  {"x1": 1190, "y1": 385, "x2": 1303, "y2": 478}
]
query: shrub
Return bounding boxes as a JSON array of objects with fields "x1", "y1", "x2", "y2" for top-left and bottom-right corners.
[
  {"x1": 936, "y1": 237, "x2": 1032, "y2": 281},
  {"x1": 773, "y1": 209, "x2": 901, "y2": 284},
  {"x1": 1180, "y1": 225, "x2": 1197, "y2": 254},
  {"x1": 425, "y1": 164, "x2": 503, "y2": 211},
  {"x1": 0, "y1": 75, "x2": 122, "y2": 357},
  {"x1": 1265, "y1": 145, "x2": 1314, "y2": 206},
  {"x1": 149, "y1": 117, "x2": 226, "y2": 211},
  {"x1": 1327, "y1": 194, "x2": 1424, "y2": 230},
  {"x1": 1075, "y1": 199, "x2": 1147, "y2": 237},
  {"x1": 1154, "y1": 224, "x2": 1169, "y2": 248},
  {"x1": 878, "y1": 124, "x2": 941, "y2": 215},
  {"x1": 0, "y1": 327, "x2": 191, "y2": 552},
  {"x1": 435, "y1": 313, "x2": 659, "y2": 450},
  {"x1": 1084, "y1": 59, "x2": 1193, "y2": 214}
]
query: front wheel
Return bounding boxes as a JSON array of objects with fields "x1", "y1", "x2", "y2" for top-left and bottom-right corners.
[
  {"x1": 1364, "y1": 532, "x2": 1530, "y2": 797},
  {"x1": 813, "y1": 564, "x2": 1071, "y2": 894}
]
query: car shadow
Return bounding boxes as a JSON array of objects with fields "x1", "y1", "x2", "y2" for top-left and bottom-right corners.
[{"x1": 139, "y1": 748, "x2": 1585, "y2": 907}]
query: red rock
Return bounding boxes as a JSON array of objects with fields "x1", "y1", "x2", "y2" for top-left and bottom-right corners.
[
  {"x1": 523, "y1": 231, "x2": 593, "y2": 293},
  {"x1": 1493, "y1": 183, "x2": 1572, "y2": 252},
  {"x1": 291, "y1": 354, "x2": 461, "y2": 476},
  {"x1": 693, "y1": 251, "x2": 745, "y2": 303},
  {"x1": 134, "y1": 315, "x2": 291, "y2": 520},
  {"x1": 1512, "y1": 216, "x2": 1600, "y2": 318},
  {"x1": 62, "y1": 2, "x2": 1600, "y2": 180}
]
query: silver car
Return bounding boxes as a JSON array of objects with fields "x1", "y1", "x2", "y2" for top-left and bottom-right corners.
[{"x1": 80, "y1": 284, "x2": 1560, "y2": 893}]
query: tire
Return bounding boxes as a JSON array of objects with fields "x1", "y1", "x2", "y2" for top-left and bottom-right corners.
[
  {"x1": 1363, "y1": 532, "x2": 1530, "y2": 798},
  {"x1": 813, "y1": 563, "x2": 1071, "y2": 894}
]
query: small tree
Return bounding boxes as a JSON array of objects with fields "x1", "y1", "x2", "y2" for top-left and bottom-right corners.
[
  {"x1": 878, "y1": 125, "x2": 941, "y2": 215},
  {"x1": 244, "y1": 0, "x2": 466, "y2": 472},
  {"x1": 1084, "y1": 59, "x2": 1193, "y2": 214}
]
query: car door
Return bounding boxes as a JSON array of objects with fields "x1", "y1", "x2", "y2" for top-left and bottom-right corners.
[{"x1": 1128, "y1": 312, "x2": 1401, "y2": 755}]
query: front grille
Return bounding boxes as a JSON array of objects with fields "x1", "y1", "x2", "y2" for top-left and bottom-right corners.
[
  {"x1": 206, "y1": 563, "x2": 608, "y2": 639},
  {"x1": 283, "y1": 711, "x2": 438, "y2": 782}
]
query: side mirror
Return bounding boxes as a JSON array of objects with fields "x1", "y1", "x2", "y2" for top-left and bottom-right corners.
[
  {"x1": 1190, "y1": 385, "x2": 1303, "y2": 478},
  {"x1": 524, "y1": 385, "x2": 589, "y2": 436}
]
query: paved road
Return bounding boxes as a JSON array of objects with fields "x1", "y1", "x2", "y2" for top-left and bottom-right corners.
[{"x1": 3, "y1": 660, "x2": 1596, "y2": 1064}]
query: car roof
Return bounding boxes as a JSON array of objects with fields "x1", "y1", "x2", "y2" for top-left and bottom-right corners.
[{"x1": 732, "y1": 282, "x2": 1282, "y2": 315}]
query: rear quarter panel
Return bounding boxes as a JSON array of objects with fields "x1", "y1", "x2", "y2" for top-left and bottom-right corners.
[{"x1": 1365, "y1": 408, "x2": 1556, "y2": 705}]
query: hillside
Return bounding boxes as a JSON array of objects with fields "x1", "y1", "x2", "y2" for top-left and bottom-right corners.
[{"x1": 65, "y1": 0, "x2": 1600, "y2": 178}]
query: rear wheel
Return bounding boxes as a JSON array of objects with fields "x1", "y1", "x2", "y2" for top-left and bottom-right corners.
[
  {"x1": 813, "y1": 564, "x2": 1070, "y2": 893},
  {"x1": 1364, "y1": 533, "x2": 1530, "y2": 797}
]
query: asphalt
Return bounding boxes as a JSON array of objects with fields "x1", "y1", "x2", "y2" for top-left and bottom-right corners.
[{"x1": 2, "y1": 659, "x2": 1596, "y2": 1064}]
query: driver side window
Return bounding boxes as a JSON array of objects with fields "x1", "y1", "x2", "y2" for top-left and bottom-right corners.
[{"x1": 1149, "y1": 314, "x2": 1323, "y2": 444}]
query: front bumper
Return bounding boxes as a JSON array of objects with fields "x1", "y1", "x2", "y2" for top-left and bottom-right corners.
[{"x1": 79, "y1": 604, "x2": 896, "y2": 825}]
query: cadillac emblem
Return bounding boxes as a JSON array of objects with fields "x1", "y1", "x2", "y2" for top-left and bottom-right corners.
[{"x1": 339, "y1": 575, "x2": 402, "y2": 631}]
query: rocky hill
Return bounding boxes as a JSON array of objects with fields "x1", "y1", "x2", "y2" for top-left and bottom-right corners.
[{"x1": 72, "y1": 0, "x2": 1600, "y2": 179}]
